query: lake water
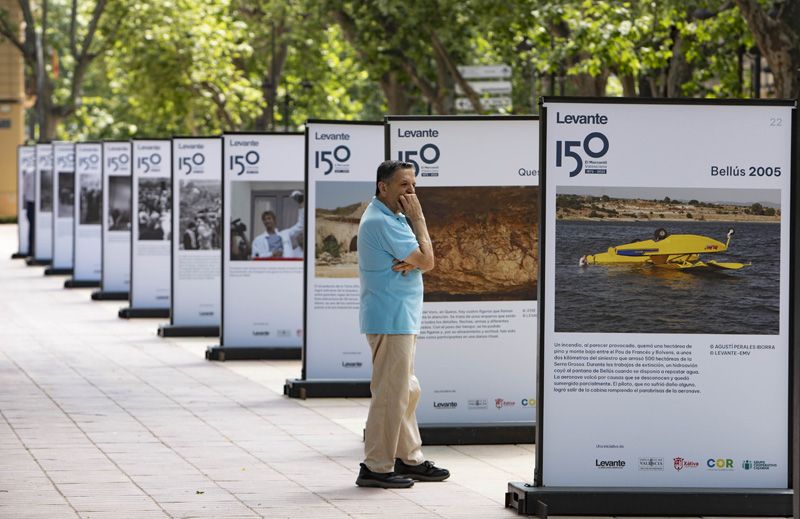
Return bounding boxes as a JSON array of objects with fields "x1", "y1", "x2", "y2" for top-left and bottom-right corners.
[{"x1": 554, "y1": 220, "x2": 780, "y2": 335}]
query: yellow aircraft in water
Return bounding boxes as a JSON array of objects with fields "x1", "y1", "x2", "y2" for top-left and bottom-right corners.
[{"x1": 581, "y1": 228, "x2": 751, "y2": 271}]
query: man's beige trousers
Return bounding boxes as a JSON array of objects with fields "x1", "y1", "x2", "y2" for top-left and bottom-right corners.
[{"x1": 363, "y1": 334, "x2": 425, "y2": 473}]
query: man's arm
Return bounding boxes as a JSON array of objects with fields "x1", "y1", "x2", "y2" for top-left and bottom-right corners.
[{"x1": 397, "y1": 194, "x2": 434, "y2": 272}]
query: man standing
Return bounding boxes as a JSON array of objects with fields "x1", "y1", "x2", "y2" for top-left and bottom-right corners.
[{"x1": 355, "y1": 160, "x2": 449, "y2": 489}]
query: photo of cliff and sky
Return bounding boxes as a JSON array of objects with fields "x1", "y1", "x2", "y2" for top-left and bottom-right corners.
[
  {"x1": 315, "y1": 181, "x2": 372, "y2": 278},
  {"x1": 416, "y1": 186, "x2": 538, "y2": 302}
]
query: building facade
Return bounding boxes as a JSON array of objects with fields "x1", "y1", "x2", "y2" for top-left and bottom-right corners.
[{"x1": 0, "y1": 0, "x2": 25, "y2": 219}]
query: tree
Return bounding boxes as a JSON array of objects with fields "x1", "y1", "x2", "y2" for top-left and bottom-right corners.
[
  {"x1": 68, "y1": 0, "x2": 263, "y2": 138},
  {"x1": 734, "y1": 0, "x2": 800, "y2": 98},
  {"x1": 327, "y1": 1, "x2": 486, "y2": 115},
  {"x1": 0, "y1": 0, "x2": 124, "y2": 140}
]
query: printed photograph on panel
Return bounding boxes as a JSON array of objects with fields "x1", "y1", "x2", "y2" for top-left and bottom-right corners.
[
  {"x1": 108, "y1": 176, "x2": 132, "y2": 231},
  {"x1": 40, "y1": 170, "x2": 53, "y2": 212},
  {"x1": 416, "y1": 186, "x2": 539, "y2": 302},
  {"x1": 179, "y1": 179, "x2": 221, "y2": 250},
  {"x1": 137, "y1": 178, "x2": 171, "y2": 241},
  {"x1": 79, "y1": 174, "x2": 101, "y2": 224},
  {"x1": 315, "y1": 181, "x2": 373, "y2": 278},
  {"x1": 58, "y1": 172, "x2": 74, "y2": 218},
  {"x1": 554, "y1": 186, "x2": 780, "y2": 334},
  {"x1": 228, "y1": 181, "x2": 304, "y2": 261}
]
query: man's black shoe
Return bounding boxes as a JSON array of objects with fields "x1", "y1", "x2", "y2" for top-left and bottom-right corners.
[
  {"x1": 355, "y1": 463, "x2": 414, "y2": 488},
  {"x1": 394, "y1": 459, "x2": 450, "y2": 482}
]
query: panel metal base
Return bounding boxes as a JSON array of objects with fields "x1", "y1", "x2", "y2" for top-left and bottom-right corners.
[
  {"x1": 44, "y1": 267, "x2": 72, "y2": 276},
  {"x1": 157, "y1": 324, "x2": 220, "y2": 338},
  {"x1": 91, "y1": 290, "x2": 129, "y2": 301},
  {"x1": 205, "y1": 346, "x2": 301, "y2": 361},
  {"x1": 64, "y1": 279, "x2": 100, "y2": 288},
  {"x1": 419, "y1": 423, "x2": 534, "y2": 445},
  {"x1": 284, "y1": 378, "x2": 371, "y2": 399},
  {"x1": 118, "y1": 307, "x2": 170, "y2": 319},
  {"x1": 25, "y1": 258, "x2": 51, "y2": 266},
  {"x1": 11, "y1": 252, "x2": 27, "y2": 259},
  {"x1": 504, "y1": 483, "x2": 792, "y2": 517}
]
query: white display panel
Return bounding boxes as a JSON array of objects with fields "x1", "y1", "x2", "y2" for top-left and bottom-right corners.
[
  {"x1": 170, "y1": 137, "x2": 222, "y2": 327},
  {"x1": 73, "y1": 143, "x2": 102, "y2": 282},
  {"x1": 34, "y1": 143, "x2": 53, "y2": 261},
  {"x1": 221, "y1": 133, "x2": 304, "y2": 347},
  {"x1": 388, "y1": 117, "x2": 539, "y2": 426},
  {"x1": 539, "y1": 99, "x2": 793, "y2": 488},
  {"x1": 304, "y1": 122, "x2": 385, "y2": 379},
  {"x1": 101, "y1": 141, "x2": 132, "y2": 293},
  {"x1": 130, "y1": 140, "x2": 171, "y2": 309},
  {"x1": 17, "y1": 146, "x2": 35, "y2": 256},
  {"x1": 52, "y1": 142, "x2": 75, "y2": 270}
]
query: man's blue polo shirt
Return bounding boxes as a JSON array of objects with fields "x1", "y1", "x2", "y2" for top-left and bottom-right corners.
[{"x1": 358, "y1": 197, "x2": 423, "y2": 334}]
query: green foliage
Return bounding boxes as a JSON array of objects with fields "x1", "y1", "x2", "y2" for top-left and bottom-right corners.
[{"x1": 1, "y1": 0, "x2": 783, "y2": 139}]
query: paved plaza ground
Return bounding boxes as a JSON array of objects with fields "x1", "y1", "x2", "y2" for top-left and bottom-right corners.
[
  {"x1": 0, "y1": 225, "x2": 782, "y2": 519},
  {"x1": 0, "y1": 225, "x2": 531, "y2": 518}
]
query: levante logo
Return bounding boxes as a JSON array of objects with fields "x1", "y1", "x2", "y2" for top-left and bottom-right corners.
[
  {"x1": 553, "y1": 112, "x2": 610, "y2": 177},
  {"x1": 396, "y1": 127, "x2": 440, "y2": 177},
  {"x1": 595, "y1": 459, "x2": 625, "y2": 469}
]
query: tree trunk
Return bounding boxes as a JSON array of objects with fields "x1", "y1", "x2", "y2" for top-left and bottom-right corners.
[
  {"x1": 734, "y1": 0, "x2": 800, "y2": 98},
  {"x1": 41, "y1": 108, "x2": 60, "y2": 140},
  {"x1": 620, "y1": 74, "x2": 636, "y2": 97},
  {"x1": 569, "y1": 72, "x2": 607, "y2": 96},
  {"x1": 381, "y1": 72, "x2": 409, "y2": 114},
  {"x1": 637, "y1": 76, "x2": 653, "y2": 97},
  {"x1": 255, "y1": 21, "x2": 288, "y2": 131},
  {"x1": 666, "y1": 30, "x2": 692, "y2": 97}
]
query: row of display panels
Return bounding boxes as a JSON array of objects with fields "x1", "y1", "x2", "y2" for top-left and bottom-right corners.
[{"x1": 13, "y1": 98, "x2": 796, "y2": 492}]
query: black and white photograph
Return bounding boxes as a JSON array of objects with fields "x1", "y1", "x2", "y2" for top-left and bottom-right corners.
[
  {"x1": 58, "y1": 172, "x2": 74, "y2": 218},
  {"x1": 179, "y1": 179, "x2": 221, "y2": 250},
  {"x1": 40, "y1": 170, "x2": 53, "y2": 212},
  {"x1": 79, "y1": 173, "x2": 101, "y2": 224},
  {"x1": 137, "y1": 178, "x2": 171, "y2": 241},
  {"x1": 108, "y1": 176, "x2": 132, "y2": 231},
  {"x1": 229, "y1": 181, "x2": 304, "y2": 261}
]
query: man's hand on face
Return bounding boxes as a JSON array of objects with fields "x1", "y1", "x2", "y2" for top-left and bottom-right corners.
[
  {"x1": 398, "y1": 194, "x2": 424, "y2": 221},
  {"x1": 392, "y1": 258, "x2": 416, "y2": 276}
]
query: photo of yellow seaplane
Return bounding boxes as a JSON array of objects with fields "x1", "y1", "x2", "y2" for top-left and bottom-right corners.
[{"x1": 581, "y1": 228, "x2": 751, "y2": 271}]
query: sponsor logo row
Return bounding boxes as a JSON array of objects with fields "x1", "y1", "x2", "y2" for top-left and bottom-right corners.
[
  {"x1": 594, "y1": 457, "x2": 777, "y2": 472},
  {"x1": 431, "y1": 398, "x2": 537, "y2": 410}
]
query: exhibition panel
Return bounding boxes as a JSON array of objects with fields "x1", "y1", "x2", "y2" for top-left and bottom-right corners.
[
  {"x1": 206, "y1": 133, "x2": 304, "y2": 360},
  {"x1": 387, "y1": 115, "x2": 539, "y2": 444},
  {"x1": 158, "y1": 137, "x2": 222, "y2": 337},
  {"x1": 66, "y1": 143, "x2": 103, "y2": 288},
  {"x1": 13, "y1": 146, "x2": 35, "y2": 258},
  {"x1": 507, "y1": 97, "x2": 795, "y2": 515},
  {"x1": 92, "y1": 141, "x2": 132, "y2": 300},
  {"x1": 47, "y1": 142, "x2": 75, "y2": 275},
  {"x1": 284, "y1": 120, "x2": 384, "y2": 398},
  {"x1": 31, "y1": 143, "x2": 53, "y2": 264},
  {"x1": 120, "y1": 139, "x2": 172, "y2": 318}
]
